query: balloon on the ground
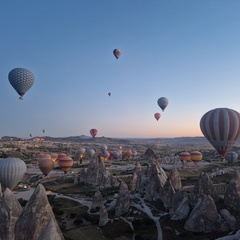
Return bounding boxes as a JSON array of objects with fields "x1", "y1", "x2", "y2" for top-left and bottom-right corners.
[
  {"x1": 100, "y1": 144, "x2": 108, "y2": 152},
  {"x1": 190, "y1": 151, "x2": 202, "y2": 166},
  {"x1": 157, "y1": 97, "x2": 168, "y2": 111},
  {"x1": 113, "y1": 48, "x2": 121, "y2": 59},
  {"x1": 8, "y1": 68, "x2": 35, "y2": 100},
  {"x1": 37, "y1": 154, "x2": 54, "y2": 176},
  {"x1": 113, "y1": 151, "x2": 121, "y2": 159},
  {"x1": 154, "y1": 113, "x2": 161, "y2": 121},
  {"x1": 132, "y1": 150, "x2": 137, "y2": 158},
  {"x1": 200, "y1": 108, "x2": 240, "y2": 157},
  {"x1": 179, "y1": 151, "x2": 191, "y2": 161},
  {"x1": 0, "y1": 158, "x2": 27, "y2": 190},
  {"x1": 225, "y1": 151, "x2": 238, "y2": 163},
  {"x1": 58, "y1": 156, "x2": 73, "y2": 173},
  {"x1": 90, "y1": 129, "x2": 98, "y2": 138}
]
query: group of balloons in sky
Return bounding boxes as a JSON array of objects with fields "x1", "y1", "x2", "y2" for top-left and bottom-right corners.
[
  {"x1": 7, "y1": 49, "x2": 122, "y2": 100},
  {"x1": 154, "y1": 97, "x2": 169, "y2": 121}
]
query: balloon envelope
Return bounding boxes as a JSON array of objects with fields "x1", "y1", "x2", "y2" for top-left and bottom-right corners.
[
  {"x1": 154, "y1": 113, "x2": 161, "y2": 121},
  {"x1": 225, "y1": 151, "x2": 238, "y2": 163},
  {"x1": 0, "y1": 158, "x2": 26, "y2": 190},
  {"x1": 90, "y1": 129, "x2": 98, "y2": 138},
  {"x1": 58, "y1": 156, "x2": 73, "y2": 173},
  {"x1": 200, "y1": 108, "x2": 240, "y2": 157},
  {"x1": 8, "y1": 68, "x2": 35, "y2": 99},
  {"x1": 157, "y1": 97, "x2": 168, "y2": 111},
  {"x1": 179, "y1": 151, "x2": 191, "y2": 161},
  {"x1": 87, "y1": 149, "x2": 95, "y2": 158},
  {"x1": 190, "y1": 151, "x2": 202, "y2": 166},
  {"x1": 113, "y1": 48, "x2": 121, "y2": 59},
  {"x1": 36, "y1": 154, "x2": 54, "y2": 176}
]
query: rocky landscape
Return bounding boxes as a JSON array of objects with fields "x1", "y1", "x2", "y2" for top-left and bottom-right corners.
[{"x1": 0, "y1": 137, "x2": 240, "y2": 240}]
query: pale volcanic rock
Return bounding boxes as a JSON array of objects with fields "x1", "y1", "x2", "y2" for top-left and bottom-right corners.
[
  {"x1": 39, "y1": 218, "x2": 64, "y2": 240},
  {"x1": 162, "y1": 178, "x2": 176, "y2": 209},
  {"x1": 185, "y1": 195, "x2": 227, "y2": 233},
  {"x1": 168, "y1": 167, "x2": 182, "y2": 190},
  {"x1": 15, "y1": 184, "x2": 64, "y2": 240},
  {"x1": 91, "y1": 189, "x2": 103, "y2": 211},
  {"x1": 115, "y1": 181, "x2": 131, "y2": 217},
  {"x1": 144, "y1": 160, "x2": 168, "y2": 201},
  {"x1": 224, "y1": 169, "x2": 240, "y2": 213},
  {"x1": 99, "y1": 204, "x2": 109, "y2": 227},
  {"x1": 78, "y1": 157, "x2": 119, "y2": 188},
  {"x1": 129, "y1": 161, "x2": 141, "y2": 193},
  {"x1": 0, "y1": 188, "x2": 22, "y2": 240},
  {"x1": 170, "y1": 190, "x2": 190, "y2": 220},
  {"x1": 220, "y1": 209, "x2": 237, "y2": 231},
  {"x1": 191, "y1": 172, "x2": 219, "y2": 204}
]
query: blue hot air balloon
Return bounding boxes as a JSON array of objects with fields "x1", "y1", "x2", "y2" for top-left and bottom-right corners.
[
  {"x1": 0, "y1": 158, "x2": 27, "y2": 190},
  {"x1": 8, "y1": 68, "x2": 35, "y2": 100}
]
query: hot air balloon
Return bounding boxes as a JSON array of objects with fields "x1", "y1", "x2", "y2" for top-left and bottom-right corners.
[
  {"x1": 100, "y1": 144, "x2": 108, "y2": 152},
  {"x1": 87, "y1": 148, "x2": 95, "y2": 158},
  {"x1": 29, "y1": 133, "x2": 32, "y2": 138},
  {"x1": 126, "y1": 149, "x2": 133, "y2": 159},
  {"x1": 100, "y1": 151, "x2": 110, "y2": 160},
  {"x1": 8, "y1": 68, "x2": 35, "y2": 100},
  {"x1": 90, "y1": 129, "x2": 98, "y2": 138},
  {"x1": 36, "y1": 154, "x2": 54, "y2": 176},
  {"x1": 157, "y1": 97, "x2": 168, "y2": 111},
  {"x1": 190, "y1": 151, "x2": 202, "y2": 166},
  {"x1": 154, "y1": 113, "x2": 161, "y2": 121},
  {"x1": 200, "y1": 108, "x2": 240, "y2": 157},
  {"x1": 113, "y1": 151, "x2": 121, "y2": 159},
  {"x1": 179, "y1": 151, "x2": 191, "y2": 165},
  {"x1": 50, "y1": 153, "x2": 58, "y2": 162},
  {"x1": 132, "y1": 150, "x2": 137, "y2": 158},
  {"x1": 75, "y1": 148, "x2": 85, "y2": 164},
  {"x1": 58, "y1": 156, "x2": 73, "y2": 173},
  {"x1": 108, "y1": 92, "x2": 111, "y2": 97},
  {"x1": 0, "y1": 158, "x2": 27, "y2": 190},
  {"x1": 113, "y1": 48, "x2": 121, "y2": 59},
  {"x1": 42, "y1": 129, "x2": 46, "y2": 134},
  {"x1": 225, "y1": 151, "x2": 238, "y2": 164}
]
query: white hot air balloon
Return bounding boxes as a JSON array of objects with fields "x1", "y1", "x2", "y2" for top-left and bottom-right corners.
[{"x1": 0, "y1": 158, "x2": 27, "y2": 190}]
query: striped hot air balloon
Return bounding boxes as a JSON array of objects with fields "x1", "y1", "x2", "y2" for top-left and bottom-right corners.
[
  {"x1": 190, "y1": 151, "x2": 202, "y2": 166},
  {"x1": 90, "y1": 129, "x2": 98, "y2": 138},
  {"x1": 179, "y1": 151, "x2": 191, "y2": 161},
  {"x1": 200, "y1": 108, "x2": 240, "y2": 157},
  {"x1": 0, "y1": 158, "x2": 27, "y2": 190},
  {"x1": 58, "y1": 156, "x2": 73, "y2": 173},
  {"x1": 225, "y1": 151, "x2": 238, "y2": 164}
]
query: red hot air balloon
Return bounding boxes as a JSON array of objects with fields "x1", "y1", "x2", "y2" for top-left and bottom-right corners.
[
  {"x1": 113, "y1": 49, "x2": 121, "y2": 59},
  {"x1": 154, "y1": 113, "x2": 161, "y2": 121},
  {"x1": 90, "y1": 129, "x2": 98, "y2": 138},
  {"x1": 58, "y1": 156, "x2": 73, "y2": 173},
  {"x1": 200, "y1": 108, "x2": 240, "y2": 157}
]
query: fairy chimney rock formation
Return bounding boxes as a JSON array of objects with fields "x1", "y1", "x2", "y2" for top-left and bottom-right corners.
[
  {"x1": 91, "y1": 189, "x2": 103, "y2": 211},
  {"x1": 78, "y1": 158, "x2": 119, "y2": 188},
  {"x1": 144, "y1": 160, "x2": 168, "y2": 201},
  {"x1": 15, "y1": 184, "x2": 64, "y2": 240},
  {"x1": 191, "y1": 172, "x2": 219, "y2": 204},
  {"x1": 224, "y1": 169, "x2": 240, "y2": 213},
  {"x1": 185, "y1": 195, "x2": 227, "y2": 233},
  {"x1": 115, "y1": 181, "x2": 131, "y2": 217},
  {"x1": 99, "y1": 204, "x2": 109, "y2": 227},
  {"x1": 39, "y1": 218, "x2": 64, "y2": 240},
  {"x1": 0, "y1": 188, "x2": 23, "y2": 240},
  {"x1": 168, "y1": 167, "x2": 182, "y2": 190},
  {"x1": 129, "y1": 161, "x2": 141, "y2": 192}
]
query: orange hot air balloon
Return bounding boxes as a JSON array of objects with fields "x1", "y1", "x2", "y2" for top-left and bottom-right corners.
[
  {"x1": 58, "y1": 156, "x2": 73, "y2": 173},
  {"x1": 126, "y1": 149, "x2": 132, "y2": 159},
  {"x1": 36, "y1": 154, "x2": 54, "y2": 176},
  {"x1": 50, "y1": 153, "x2": 58, "y2": 162},
  {"x1": 90, "y1": 128, "x2": 98, "y2": 138},
  {"x1": 113, "y1": 48, "x2": 121, "y2": 59},
  {"x1": 154, "y1": 113, "x2": 161, "y2": 121},
  {"x1": 178, "y1": 151, "x2": 191, "y2": 162},
  {"x1": 190, "y1": 151, "x2": 202, "y2": 166}
]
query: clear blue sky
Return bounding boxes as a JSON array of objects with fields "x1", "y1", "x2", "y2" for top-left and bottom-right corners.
[{"x1": 1, "y1": 1, "x2": 240, "y2": 138}]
